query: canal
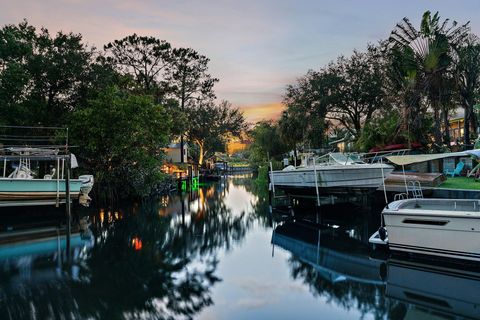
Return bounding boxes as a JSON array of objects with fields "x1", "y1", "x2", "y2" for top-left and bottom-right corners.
[{"x1": 0, "y1": 174, "x2": 479, "y2": 319}]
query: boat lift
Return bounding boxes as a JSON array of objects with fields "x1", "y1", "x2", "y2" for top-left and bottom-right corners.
[{"x1": 0, "y1": 125, "x2": 75, "y2": 260}]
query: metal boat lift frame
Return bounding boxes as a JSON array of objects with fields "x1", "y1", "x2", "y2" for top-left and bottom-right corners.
[{"x1": 0, "y1": 125, "x2": 74, "y2": 259}]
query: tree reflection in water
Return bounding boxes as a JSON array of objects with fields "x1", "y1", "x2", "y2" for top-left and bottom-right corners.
[
  {"x1": 78, "y1": 179, "x2": 257, "y2": 319},
  {"x1": 0, "y1": 178, "x2": 258, "y2": 319},
  {"x1": 0, "y1": 176, "x2": 431, "y2": 319},
  {"x1": 288, "y1": 259, "x2": 399, "y2": 319}
]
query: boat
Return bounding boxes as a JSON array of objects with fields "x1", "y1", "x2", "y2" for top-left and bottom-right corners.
[
  {"x1": 269, "y1": 152, "x2": 394, "y2": 195},
  {"x1": 0, "y1": 147, "x2": 94, "y2": 206},
  {"x1": 371, "y1": 198, "x2": 480, "y2": 262},
  {"x1": 369, "y1": 150, "x2": 480, "y2": 262}
]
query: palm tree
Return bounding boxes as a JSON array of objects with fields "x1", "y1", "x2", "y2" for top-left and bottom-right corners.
[{"x1": 389, "y1": 11, "x2": 470, "y2": 149}]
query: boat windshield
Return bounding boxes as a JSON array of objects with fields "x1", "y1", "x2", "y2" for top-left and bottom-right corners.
[{"x1": 329, "y1": 153, "x2": 364, "y2": 165}]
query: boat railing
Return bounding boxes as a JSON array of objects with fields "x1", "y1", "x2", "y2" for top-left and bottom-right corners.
[
  {"x1": 399, "y1": 198, "x2": 480, "y2": 212},
  {"x1": 361, "y1": 149, "x2": 411, "y2": 164},
  {"x1": 303, "y1": 148, "x2": 410, "y2": 167}
]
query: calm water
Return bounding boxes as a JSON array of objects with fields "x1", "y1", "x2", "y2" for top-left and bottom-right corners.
[{"x1": 1, "y1": 175, "x2": 480, "y2": 319}]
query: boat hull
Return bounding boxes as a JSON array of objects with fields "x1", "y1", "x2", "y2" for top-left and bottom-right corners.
[
  {"x1": 270, "y1": 164, "x2": 393, "y2": 194},
  {"x1": 0, "y1": 178, "x2": 83, "y2": 201},
  {"x1": 383, "y1": 198, "x2": 480, "y2": 262}
]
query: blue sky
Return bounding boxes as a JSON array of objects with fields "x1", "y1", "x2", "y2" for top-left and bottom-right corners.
[{"x1": 2, "y1": 0, "x2": 480, "y2": 121}]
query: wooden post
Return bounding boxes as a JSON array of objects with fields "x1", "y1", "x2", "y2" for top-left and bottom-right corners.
[{"x1": 66, "y1": 155, "x2": 71, "y2": 262}]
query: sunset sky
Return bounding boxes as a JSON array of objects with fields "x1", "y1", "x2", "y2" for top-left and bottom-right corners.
[{"x1": 2, "y1": 0, "x2": 480, "y2": 122}]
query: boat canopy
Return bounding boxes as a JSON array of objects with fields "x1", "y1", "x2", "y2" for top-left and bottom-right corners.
[{"x1": 386, "y1": 149, "x2": 480, "y2": 166}]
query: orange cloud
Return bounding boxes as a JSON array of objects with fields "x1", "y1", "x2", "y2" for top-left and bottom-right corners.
[{"x1": 240, "y1": 102, "x2": 284, "y2": 123}]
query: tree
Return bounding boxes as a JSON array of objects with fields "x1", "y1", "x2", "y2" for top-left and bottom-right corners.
[
  {"x1": 278, "y1": 109, "x2": 304, "y2": 157},
  {"x1": 326, "y1": 44, "x2": 387, "y2": 138},
  {"x1": 69, "y1": 86, "x2": 172, "y2": 200},
  {"x1": 187, "y1": 100, "x2": 245, "y2": 165},
  {"x1": 0, "y1": 20, "x2": 94, "y2": 126},
  {"x1": 389, "y1": 11, "x2": 470, "y2": 148},
  {"x1": 282, "y1": 70, "x2": 337, "y2": 147},
  {"x1": 103, "y1": 34, "x2": 171, "y2": 94},
  {"x1": 248, "y1": 121, "x2": 288, "y2": 169},
  {"x1": 165, "y1": 48, "x2": 218, "y2": 162},
  {"x1": 455, "y1": 37, "x2": 480, "y2": 144},
  {"x1": 356, "y1": 110, "x2": 403, "y2": 151}
]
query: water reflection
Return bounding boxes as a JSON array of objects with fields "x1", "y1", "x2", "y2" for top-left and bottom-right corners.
[
  {"x1": 1, "y1": 176, "x2": 480, "y2": 319},
  {"x1": 385, "y1": 259, "x2": 480, "y2": 319},
  {"x1": 273, "y1": 214, "x2": 480, "y2": 320},
  {"x1": 80, "y1": 181, "x2": 257, "y2": 319},
  {"x1": 0, "y1": 177, "x2": 259, "y2": 319},
  {"x1": 272, "y1": 217, "x2": 393, "y2": 319},
  {"x1": 0, "y1": 219, "x2": 92, "y2": 319}
]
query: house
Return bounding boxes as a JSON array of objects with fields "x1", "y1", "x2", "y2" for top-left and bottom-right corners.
[
  {"x1": 449, "y1": 109, "x2": 465, "y2": 144},
  {"x1": 165, "y1": 143, "x2": 188, "y2": 163}
]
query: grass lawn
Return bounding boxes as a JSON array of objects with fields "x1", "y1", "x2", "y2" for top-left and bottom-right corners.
[{"x1": 439, "y1": 176, "x2": 480, "y2": 190}]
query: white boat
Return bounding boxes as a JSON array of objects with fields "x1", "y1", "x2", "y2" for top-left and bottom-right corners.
[
  {"x1": 0, "y1": 147, "x2": 94, "y2": 207},
  {"x1": 372, "y1": 198, "x2": 480, "y2": 262},
  {"x1": 269, "y1": 153, "x2": 394, "y2": 194},
  {"x1": 369, "y1": 150, "x2": 480, "y2": 262}
]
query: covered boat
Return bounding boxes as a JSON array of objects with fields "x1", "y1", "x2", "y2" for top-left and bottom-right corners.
[{"x1": 0, "y1": 146, "x2": 94, "y2": 207}]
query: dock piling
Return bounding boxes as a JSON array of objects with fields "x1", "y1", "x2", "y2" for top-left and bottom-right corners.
[
  {"x1": 313, "y1": 157, "x2": 320, "y2": 206},
  {"x1": 66, "y1": 154, "x2": 71, "y2": 262}
]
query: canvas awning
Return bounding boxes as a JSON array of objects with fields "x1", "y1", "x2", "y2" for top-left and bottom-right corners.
[{"x1": 385, "y1": 150, "x2": 480, "y2": 166}]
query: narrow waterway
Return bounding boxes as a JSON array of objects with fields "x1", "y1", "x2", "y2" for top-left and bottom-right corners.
[{"x1": 0, "y1": 175, "x2": 479, "y2": 319}]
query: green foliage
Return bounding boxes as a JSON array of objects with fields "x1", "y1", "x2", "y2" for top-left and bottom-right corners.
[
  {"x1": 389, "y1": 11, "x2": 471, "y2": 148},
  {"x1": 0, "y1": 20, "x2": 242, "y2": 200},
  {"x1": 166, "y1": 48, "x2": 218, "y2": 106},
  {"x1": 282, "y1": 70, "x2": 336, "y2": 147},
  {"x1": 455, "y1": 39, "x2": 480, "y2": 144},
  {"x1": 439, "y1": 177, "x2": 480, "y2": 190},
  {"x1": 103, "y1": 34, "x2": 171, "y2": 94},
  {"x1": 326, "y1": 45, "x2": 388, "y2": 138},
  {"x1": 69, "y1": 86, "x2": 172, "y2": 200},
  {"x1": 280, "y1": 43, "x2": 388, "y2": 148},
  {"x1": 248, "y1": 121, "x2": 288, "y2": 169},
  {"x1": 187, "y1": 100, "x2": 246, "y2": 165},
  {"x1": 0, "y1": 20, "x2": 94, "y2": 125},
  {"x1": 356, "y1": 111, "x2": 403, "y2": 151}
]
